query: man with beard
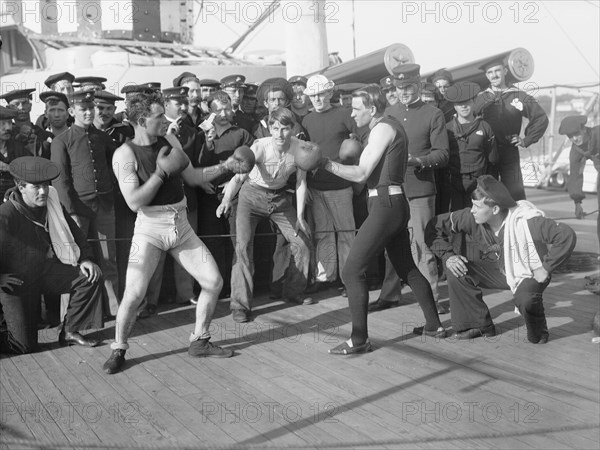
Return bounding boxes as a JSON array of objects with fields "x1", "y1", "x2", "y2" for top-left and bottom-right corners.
[{"x1": 0, "y1": 89, "x2": 53, "y2": 158}]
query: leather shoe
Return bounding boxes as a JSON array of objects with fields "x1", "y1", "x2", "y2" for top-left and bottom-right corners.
[
  {"x1": 232, "y1": 309, "x2": 249, "y2": 323},
  {"x1": 413, "y1": 326, "x2": 447, "y2": 338},
  {"x1": 454, "y1": 324, "x2": 496, "y2": 340},
  {"x1": 103, "y1": 349, "x2": 126, "y2": 374},
  {"x1": 329, "y1": 339, "x2": 372, "y2": 355},
  {"x1": 59, "y1": 330, "x2": 99, "y2": 347},
  {"x1": 368, "y1": 298, "x2": 400, "y2": 312}
]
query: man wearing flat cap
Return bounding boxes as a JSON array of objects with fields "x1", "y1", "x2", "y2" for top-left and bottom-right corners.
[
  {"x1": 0, "y1": 106, "x2": 30, "y2": 200},
  {"x1": 35, "y1": 72, "x2": 76, "y2": 130},
  {"x1": 302, "y1": 74, "x2": 358, "y2": 294},
  {"x1": 51, "y1": 89, "x2": 120, "y2": 318},
  {"x1": 444, "y1": 81, "x2": 498, "y2": 211},
  {"x1": 1, "y1": 88, "x2": 53, "y2": 159},
  {"x1": 0, "y1": 156, "x2": 104, "y2": 354},
  {"x1": 559, "y1": 115, "x2": 599, "y2": 248},
  {"x1": 373, "y1": 63, "x2": 449, "y2": 313},
  {"x1": 425, "y1": 175, "x2": 576, "y2": 343},
  {"x1": 473, "y1": 57, "x2": 549, "y2": 201},
  {"x1": 221, "y1": 74, "x2": 255, "y2": 133}
]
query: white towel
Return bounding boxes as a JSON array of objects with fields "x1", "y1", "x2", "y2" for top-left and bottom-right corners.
[
  {"x1": 503, "y1": 200, "x2": 545, "y2": 293},
  {"x1": 47, "y1": 186, "x2": 80, "y2": 266}
]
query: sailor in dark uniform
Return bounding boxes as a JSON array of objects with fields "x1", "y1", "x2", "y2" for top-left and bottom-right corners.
[
  {"x1": 0, "y1": 106, "x2": 30, "y2": 200},
  {"x1": 444, "y1": 81, "x2": 498, "y2": 211},
  {"x1": 35, "y1": 72, "x2": 75, "y2": 130},
  {"x1": 0, "y1": 88, "x2": 53, "y2": 158},
  {"x1": 473, "y1": 57, "x2": 549, "y2": 201},
  {"x1": 173, "y1": 71, "x2": 205, "y2": 129},
  {"x1": 93, "y1": 91, "x2": 133, "y2": 147},
  {"x1": 559, "y1": 115, "x2": 599, "y2": 246},
  {"x1": 73, "y1": 76, "x2": 107, "y2": 93},
  {"x1": 221, "y1": 74, "x2": 255, "y2": 134},
  {"x1": 0, "y1": 156, "x2": 104, "y2": 354}
]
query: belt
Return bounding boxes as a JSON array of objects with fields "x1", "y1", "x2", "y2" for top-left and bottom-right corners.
[
  {"x1": 368, "y1": 185, "x2": 403, "y2": 197},
  {"x1": 252, "y1": 184, "x2": 289, "y2": 194}
]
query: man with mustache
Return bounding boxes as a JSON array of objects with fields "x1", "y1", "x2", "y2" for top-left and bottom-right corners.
[
  {"x1": 0, "y1": 156, "x2": 104, "y2": 354},
  {"x1": 93, "y1": 91, "x2": 133, "y2": 146},
  {"x1": 50, "y1": 89, "x2": 120, "y2": 318},
  {"x1": 473, "y1": 57, "x2": 549, "y2": 201}
]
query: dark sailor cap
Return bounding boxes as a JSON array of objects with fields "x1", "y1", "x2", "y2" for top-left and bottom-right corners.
[{"x1": 10, "y1": 156, "x2": 61, "y2": 183}]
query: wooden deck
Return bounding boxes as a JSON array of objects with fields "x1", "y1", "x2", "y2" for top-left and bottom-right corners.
[{"x1": 2, "y1": 188, "x2": 599, "y2": 450}]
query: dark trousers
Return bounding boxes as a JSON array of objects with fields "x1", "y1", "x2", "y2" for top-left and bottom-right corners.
[
  {"x1": 0, "y1": 260, "x2": 104, "y2": 354},
  {"x1": 489, "y1": 151, "x2": 526, "y2": 201},
  {"x1": 197, "y1": 193, "x2": 237, "y2": 296},
  {"x1": 342, "y1": 194, "x2": 441, "y2": 345},
  {"x1": 447, "y1": 261, "x2": 550, "y2": 341}
]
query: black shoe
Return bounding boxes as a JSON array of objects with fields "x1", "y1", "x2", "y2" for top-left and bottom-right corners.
[
  {"x1": 232, "y1": 309, "x2": 249, "y2": 323},
  {"x1": 413, "y1": 326, "x2": 447, "y2": 338},
  {"x1": 329, "y1": 340, "x2": 372, "y2": 355},
  {"x1": 269, "y1": 280, "x2": 283, "y2": 299},
  {"x1": 304, "y1": 282, "x2": 328, "y2": 294},
  {"x1": 188, "y1": 339, "x2": 233, "y2": 358},
  {"x1": 454, "y1": 324, "x2": 496, "y2": 340},
  {"x1": 59, "y1": 330, "x2": 100, "y2": 347},
  {"x1": 368, "y1": 298, "x2": 400, "y2": 312},
  {"x1": 529, "y1": 331, "x2": 549, "y2": 344},
  {"x1": 103, "y1": 349, "x2": 126, "y2": 374}
]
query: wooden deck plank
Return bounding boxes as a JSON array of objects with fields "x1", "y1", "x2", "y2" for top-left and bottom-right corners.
[{"x1": 1, "y1": 188, "x2": 598, "y2": 449}]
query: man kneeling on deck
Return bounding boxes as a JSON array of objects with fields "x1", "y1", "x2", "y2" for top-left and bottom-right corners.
[
  {"x1": 0, "y1": 157, "x2": 104, "y2": 354},
  {"x1": 425, "y1": 175, "x2": 576, "y2": 343}
]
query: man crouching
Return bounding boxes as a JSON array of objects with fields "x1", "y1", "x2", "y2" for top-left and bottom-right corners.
[
  {"x1": 425, "y1": 175, "x2": 576, "y2": 343},
  {"x1": 0, "y1": 156, "x2": 104, "y2": 354}
]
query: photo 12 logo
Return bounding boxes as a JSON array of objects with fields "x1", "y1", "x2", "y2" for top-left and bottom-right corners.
[{"x1": 400, "y1": 1, "x2": 540, "y2": 24}]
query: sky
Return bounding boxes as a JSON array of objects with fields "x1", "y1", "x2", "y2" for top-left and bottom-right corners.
[{"x1": 196, "y1": 0, "x2": 600, "y2": 90}]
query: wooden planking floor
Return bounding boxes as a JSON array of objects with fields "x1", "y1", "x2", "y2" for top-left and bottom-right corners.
[{"x1": 1, "y1": 189, "x2": 599, "y2": 450}]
